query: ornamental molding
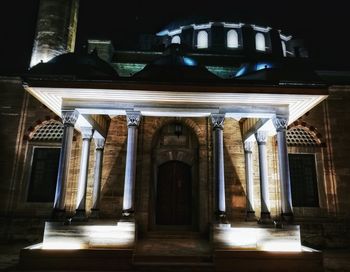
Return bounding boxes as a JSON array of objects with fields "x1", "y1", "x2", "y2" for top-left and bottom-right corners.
[
  {"x1": 255, "y1": 131, "x2": 268, "y2": 144},
  {"x1": 126, "y1": 111, "x2": 141, "y2": 127},
  {"x1": 244, "y1": 141, "x2": 254, "y2": 153},
  {"x1": 80, "y1": 127, "x2": 93, "y2": 140},
  {"x1": 211, "y1": 114, "x2": 225, "y2": 130},
  {"x1": 61, "y1": 110, "x2": 79, "y2": 126},
  {"x1": 273, "y1": 116, "x2": 288, "y2": 132},
  {"x1": 94, "y1": 138, "x2": 105, "y2": 150}
]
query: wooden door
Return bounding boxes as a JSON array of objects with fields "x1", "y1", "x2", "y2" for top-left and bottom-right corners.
[{"x1": 156, "y1": 161, "x2": 191, "y2": 225}]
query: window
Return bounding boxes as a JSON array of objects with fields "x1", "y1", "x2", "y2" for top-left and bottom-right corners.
[
  {"x1": 289, "y1": 154, "x2": 319, "y2": 207},
  {"x1": 227, "y1": 29, "x2": 238, "y2": 48},
  {"x1": 171, "y1": 35, "x2": 181, "y2": 44},
  {"x1": 255, "y1": 32, "x2": 266, "y2": 51},
  {"x1": 27, "y1": 147, "x2": 60, "y2": 202},
  {"x1": 197, "y1": 30, "x2": 208, "y2": 49}
]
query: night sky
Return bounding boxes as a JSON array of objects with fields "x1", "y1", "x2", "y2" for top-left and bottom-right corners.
[{"x1": 1, "y1": 0, "x2": 349, "y2": 74}]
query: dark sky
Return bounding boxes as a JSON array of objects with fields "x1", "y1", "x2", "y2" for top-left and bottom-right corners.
[{"x1": 1, "y1": 0, "x2": 349, "y2": 73}]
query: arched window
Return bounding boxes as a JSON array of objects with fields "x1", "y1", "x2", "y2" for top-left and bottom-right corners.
[
  {"x1": 227, "y1": 29, "x2": 239, "y2": 48},
  {"x1": 197, "y1": 30, "x2": 208, "y2": 49},
  {"x1": 27, "y1": 120, "x2": 63, "y2": 202},
  {"x1": 255, "y1": 32, "x2": 266, "y2": 51},
  {"x1": 171, "y1": 35, "x2": 181, "y2": 44},
  {"x1": 286, "y1": 125, "x2": 323, "y2": 208},
  {"x1": 281, "y1": 41, "x2": 287, "y2": 57}
]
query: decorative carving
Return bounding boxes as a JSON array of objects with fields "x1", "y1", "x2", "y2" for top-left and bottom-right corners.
[
  {"x1": 61, "y1": 110, "x2": 79, "y2": 126},
  {"x1": 255, "y1": 131, "x2": 267, "y2": 144},
  {"x1": 244, "y1": 141, "x2": 254, "y2": 153},
  {"x1": 273, "y1": 116, "x2": 288, "y2": 132},
  {"x1": 211, "y1": 114, "x2": 225, "y2": 130},
  {"x1": 126, "y1": 111, "x2": 141, "y2": 127},
  {"x1": 80, "y1": 127, "x2": 93, "y2": 140},
  {"x1": 94, "y1": 138, "x2": 105, "y2": 150}
]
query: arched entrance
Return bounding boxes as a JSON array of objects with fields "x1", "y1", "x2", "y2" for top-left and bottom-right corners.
[
  {"x1": 150, "y1": 121, "x2": 199, "y2": 231},
  {"x1": 156, "y1": 161, "x2": 192, "y2": 225}
]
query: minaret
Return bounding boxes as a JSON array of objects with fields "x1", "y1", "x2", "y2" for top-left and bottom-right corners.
[{"x1": 30, "y1": 0, "x2": 79, "y2": 68}]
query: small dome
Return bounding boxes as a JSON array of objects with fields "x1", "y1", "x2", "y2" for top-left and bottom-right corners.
[
  {"x1": 29, "y1": 50, "x2": 119, "y2": 79},
  {"x1": 234, "y1": 59, "x2": 322, "y2": 83},
  {"x1": 133, "y1": 44, "x2": 219, "y2": 82}
]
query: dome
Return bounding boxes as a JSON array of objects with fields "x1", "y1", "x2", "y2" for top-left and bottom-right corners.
[
  {"x1": 133, "y1": 44, "x2": 219, "y2": 82},
  {"x1": 29, "y1": 50, "x2": 119, "y2": 79}
]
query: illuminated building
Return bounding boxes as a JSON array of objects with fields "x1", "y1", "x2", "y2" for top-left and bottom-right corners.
[{"x1": 1, "y1": 0, "x2": 349, "y2": 271}]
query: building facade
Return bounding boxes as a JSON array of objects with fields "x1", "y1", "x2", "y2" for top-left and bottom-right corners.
[{"x1": 1, "y1": 1, "x2": 350, "y2": 269}]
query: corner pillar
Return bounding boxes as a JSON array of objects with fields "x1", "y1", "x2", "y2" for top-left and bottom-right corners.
[
  {"x1": 255, "y1": 131, "x2": 273, "y2": 224},
  {"x1": 122, "y1": 111, "x2": 141, "y2": 218},
  {"x1": 273, "y1": 116, "x2": 294, "y2": 222},
  {"x1": 244, "y1": 141, "x2": 256, "y2": 221},
  {"x1": 75, "y1": 127, "x2": 93, "y2": 219},
  {"x1": 90, "y1": 137, "x2": 105, "y2": 218},
  {"x1": 211, "y1": 114, "x2": 227, "y2": 223},
  {"x1": 53, "y1": 110, "x2": 79, "y2": 218}
]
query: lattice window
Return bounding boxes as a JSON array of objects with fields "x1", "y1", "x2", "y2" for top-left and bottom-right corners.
[
  {"x1": 286, "y1": 127, "x2": 320, "y2": 146},
  {"x1": 29, "y1": 120, "x2": 64, "y2": 141}
]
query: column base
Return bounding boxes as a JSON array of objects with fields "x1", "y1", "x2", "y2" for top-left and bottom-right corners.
[
  {"x1": 73, "y1": 209, "x2": 88, "y2": 221},
  {"x1": 281, "y1": 212, "x2": 294, "y2": 224},
  {"x1": 215, "y1": 211, "x2": 229, "y2": 225},
  {"x1": 245, "y1": 211, "x2": 257, "y2": 222},
  {"x1": 258, "y1": 212, "x2": 275, "y2": 225},
  {"x1": 51, "y1": 209, "x2": 66, "y2": 221},
  {"x1": 89, "y1": 209, "x2": 100, "y2": 219},
  {"x1": 122, "y1": 209, "x2": 134, "y2": 219}
]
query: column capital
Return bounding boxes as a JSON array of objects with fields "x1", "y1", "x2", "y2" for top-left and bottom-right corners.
[
  {"x1": 80, "y1": 127, "x2": 93, "y2": 140},
  {"x1": 244, "y1": 141, "x2": 254, "y2": 153},
  {"x1": 61, "y1": 110, "x2": 79, "y2": 126},
  {"x1": 255, "y1": 131, "x2": 268, "y2": 145},
  {"x1": 94, "y1": 138, "x2": 105, "y2": 150},
  {"x1": 211, "y1": 113, "x2": 225, "y2": 130},
  {"x1": 273, "y1": 116, "x2": 288, "y2": 132},
  {"x1": 126, "y1": 111, "x2": 141, "y2": 127}
]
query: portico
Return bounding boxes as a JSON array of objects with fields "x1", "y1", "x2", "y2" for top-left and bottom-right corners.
[{"x1": 24, "y1": 79, "x2": 327, "y2": 226}]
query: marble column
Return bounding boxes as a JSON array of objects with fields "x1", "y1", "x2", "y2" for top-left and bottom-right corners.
[
  {"x1": 53, "y1": 110, "x2": 79, "y2": 217},
  {"x1": 90, "y1": 137, "x2": 105, "y2": 218},
  {"x1": 255, "y1": 131, "x2": 273, "y2": 224},
  {"x1": 244, "y1": 141, "x2": 256, "y2": 221},
  {"x1": 75, "y1": 127, "x2": 93, "y2": 218},
  {"x1": 211, "y1": 114, "x2": 227, "y2": 222},
  {"x1": 122, "y1": 111, "x2": 141, "y2": 217},
  {"x1": 273, "y1": 116, "x2": 294, "y2": 222}
]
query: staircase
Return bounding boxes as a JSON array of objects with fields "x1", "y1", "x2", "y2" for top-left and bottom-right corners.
[{"x1": 133, "y1": 231, "x2": 214, "y2": 271}]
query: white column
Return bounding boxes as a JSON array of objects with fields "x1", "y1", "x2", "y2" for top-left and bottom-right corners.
[
  {"x1": 244, "y1": 140, "x2": 256, "y2": 221},
  {"x1": 75, "y1": 127, "x2": 93, "y2": 218},
  {"x1": 273, "y1": 116, "x2": 294, "y2": 222},
  {"x1": 53, "y1": 110, "x2": 79, "y2": 216},
  {"x1": 211, "y1": 114, "x2": 227, "y2": 222},
  {"x1": 90, "y1": 137, "x2": 105, "y2": 218},
  {"x1": 122, "y1": 111, "x2": 141, "y2": 217},
  {"x1": 255, "y1": 131, "x2": 272, "y2": 223}
]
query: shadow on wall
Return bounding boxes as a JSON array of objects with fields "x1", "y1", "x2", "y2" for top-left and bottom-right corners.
[
  {"x1": 100, "y1": 116, "x2": 127, "y2": 219},
  {"x1": 224, "y1": 144, "x2": 246, "y2": 222}
]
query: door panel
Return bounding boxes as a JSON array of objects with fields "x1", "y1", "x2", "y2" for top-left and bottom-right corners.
[{"x1": 156, "y1": 161, "x2": 191, "y2": 225}]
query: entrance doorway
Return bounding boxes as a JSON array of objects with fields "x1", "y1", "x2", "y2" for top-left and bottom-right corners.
[{"x1": 156, "y1": 161, "x2": 192, "y2": 226}]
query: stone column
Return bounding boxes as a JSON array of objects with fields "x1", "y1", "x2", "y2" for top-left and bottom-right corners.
[
  {"x1": 244, "y1": 141, "x2": 256, "y2": 221},
  {"x1": 255, "y1": 131, "x2": 273, "y2": 224},
  {"x1": 122, "y1": 111, "x2": 141, "y2": 217},
  {"x1": 211, "y1": 114, "x2": 227, "y2": 222},
  {"x1": 90, "y1": 137, "x2": 105, "y2": 218},
  {"x1": 273, "y1": 116, "x2": 294, "y2": 222},
  {"x1": 53, "y1": 110, "x2": 79, "y2": 217},
  {"x1": 75, "y1": 127, "x2": 93, "y2": 219}
]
